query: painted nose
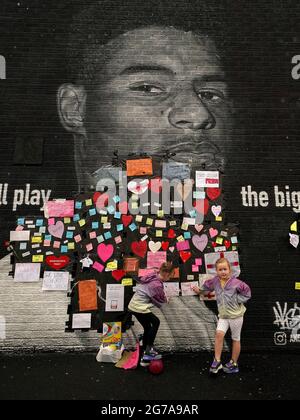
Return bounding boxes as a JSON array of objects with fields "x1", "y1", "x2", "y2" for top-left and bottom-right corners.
[{"x1": 168, "y1": 103, "x2": 215, "y2": 130}]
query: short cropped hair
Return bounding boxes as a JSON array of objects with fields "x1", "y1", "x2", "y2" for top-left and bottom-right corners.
[
  {"x1": 66, "y1": 0, "x2": 230, "y2": 85},
  {"x1": 159, "y1": 262, "x2": 175, "y2": 275}
]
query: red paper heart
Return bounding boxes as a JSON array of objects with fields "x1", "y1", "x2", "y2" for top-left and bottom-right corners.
[
  {"x1": 167, "y1": 229, "x2": 176, "y2": 239},
  {"x1": 224, "y1": 240, "x2": 231, "y2": 249},
  {"x1": 45, "y1": 255, "x2": 70, "y2": 270},
  {"x1": 112, "y1": 270, "x2": 126, "y2": 281},
  {"x1": 93, "y1": 192, "x2": 109, "y2": 209},
  {"x1": 161, "y1": 241, "x2": 169, "y2": 251},
  {"x1": 121, "y1": 215, "x2": 133, "y2": 227},
  {"x1": 149, "y1": 177, "x2": 163, "y2": 194},
  {"x1": 179, "y1": 251, "x2": 192, "y2": 263},
  {"x1": 206, "y1": 188, "x2": 221, "y2": 201},
  {"x1": 193, "y1": 199, "x2": 209, "y2": 215},
  {"x1": 212, "y1": 242, "x2": 217, "y2": 248},
  {"x1": 131, "y1": 241, "x2": 147, "y2": 258}
]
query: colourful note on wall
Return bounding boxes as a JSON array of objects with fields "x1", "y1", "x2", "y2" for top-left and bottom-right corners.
[{"x1": 45, "y1": 200, "x2": 74, "y2": 218}]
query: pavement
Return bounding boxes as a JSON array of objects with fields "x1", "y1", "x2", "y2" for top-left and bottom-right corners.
[{"x1": 0, "y1": 351, "x2": 299, "y2": 401}]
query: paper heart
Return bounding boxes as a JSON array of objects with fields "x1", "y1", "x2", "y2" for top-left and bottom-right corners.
[
  {"x1": 112, "y1": 270, "x2": 126, "y2": 281},
  {"x1": 45, "y1": 255, "x2": 70, "y2": 270},
  {"x1": 121, "y1": 215, "x2": 133, "y2": 227},
  {"x1": 206, "y1": 188, "x2": 221, "y2": 201},
  {"x1": 118, "y1": 201, "x2": 128, "y2": 214},
  {"x1": 149, "y1": 177, "x2": 163, "y2": 194},
  {"x1": 149, "y1": 241, "x2": 162, "y2": 253},
  {"x1": 48, "y1": 221, "x2": 64, "y2": 239},
  {"x1": 192, "y1": 234, "x2": 208, "y2": 252},
  {"x1": 169, "y1": 246, "x2": 175, "y2": 253},
  {"x1": 193, "y1": 199, "x2": 209, "y2": 215},
  {"x1": 131, "y1": 240, "x2": 147, "y2": 258},
  {"x1": 93, "y1": 192, "x2": 109, "y2": 209},
  {"x1": 212, "y1": 205, "x2": 222, "y2": 217},
  {"x1": 209, "y1": 228, "x2": 218, "y2": 238},
  {"x1": 161, "y1": 241, "x2": 169, "y2": 251},
  {"x1": 212, "y1": 242, "x2": 218, "y2": 248},
  {"x1": 97, "y1": 243, "x2": 114, "y2": 263},
  {"x1": 194, "y1": 224, "x2": 204, "y2": 233},
  {"x1": 167, "y1": 229, "x2": 176, "y2": 239},
  {"x1": 179, "y1": 251, "x2": 192, "y2": 263},
  {"x1": 224, "y1": 240, "x2": 231, "y2": 249},
  {"x1": 128, "y1": 179, "x2": 149, "y2": 195}
]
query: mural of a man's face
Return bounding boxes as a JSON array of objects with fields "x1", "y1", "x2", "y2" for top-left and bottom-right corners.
[{"x1": 58, "y1": 26, "x2": 234, "y2": 189}]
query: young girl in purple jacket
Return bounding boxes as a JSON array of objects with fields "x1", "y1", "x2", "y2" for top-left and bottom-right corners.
[
  {"x1": 128, "y1": 262, "x2": 174, "y2": 367},
  {"x1": 193, "y1": 257, "x2": 251, "y2": 374}
]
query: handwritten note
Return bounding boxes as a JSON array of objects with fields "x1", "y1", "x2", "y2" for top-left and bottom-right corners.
[
  {"x1": 14, "y1": 263, "x2": 41, "y2": 282},
  {"x1": 42, "y1": 271, "x2": 69, "y2": 291},
  {"x1": 45, "y1": 200, "x2": 74, "y2": 218},
  {"x1": 126, "y1": 158, "x2": 153, "y2": 176}
]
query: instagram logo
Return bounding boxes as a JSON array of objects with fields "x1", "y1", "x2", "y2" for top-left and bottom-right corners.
[
  {"x1": 274, "y1": 332, "x2": 287, "y2": 346},
  {"x1": 0, "y1": 55, "x2": 6, "y2": 79}
]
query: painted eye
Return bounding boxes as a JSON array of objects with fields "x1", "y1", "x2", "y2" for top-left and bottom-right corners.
[
  {"x1": 198, "y1": 90, "x2": 224, "y2": 103},
  {"x1": 129, "y1": 83, "x2": 164, "y2": 95}
]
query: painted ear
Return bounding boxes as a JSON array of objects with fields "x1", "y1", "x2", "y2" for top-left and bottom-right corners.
[{"x1": 57, "y1": 83, "x2": 87, "y2": 134}]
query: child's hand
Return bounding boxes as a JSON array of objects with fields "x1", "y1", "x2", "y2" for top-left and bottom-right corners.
[{"x1": 191, "y1": 285, "x2": 201, "y2": 294}]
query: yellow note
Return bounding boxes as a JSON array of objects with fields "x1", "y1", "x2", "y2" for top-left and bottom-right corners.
[
  {"x1": 85, "y1": 199, "x2": 92, "y2": 206},
  {"x1": 146, "y1": 218, "x2": 153, "y2": 225},
  {"x1": 64, "y1": 217, "x2": 71, "y2": 224},
  {"x1": 135, "y1": 215, "x2": 143, "y2": 222},
  {"x1": 79, "y1": 219, "x2": 86, "y2": 227},
  {"x1": 295, "y1": 282, "x2": 300, "y2": 290},
  {"x1": 131, "y1": 202, "x2": 139, "y2": 209},
  {"x1": 232, "y1": 246, "x2": 237, "y2": 251},
  {"x1": 156, "y1": 230, "x2": 163, "y2": 237},
  {"x1": 31, "y1": 236, "x2": 42, "y2": 243},
  {"x1": 215, "y1": 216, "x2": 222, "y2": 222},
  {"x1": 68, "y1": 242, "x2": 75, "y2": 250},
  {"x1": 101, "y1": 216, "x2": 108, "y2": 224},
  {"x1": 122, "y1": 278, "x2": 133, "y2": 286},
  {"x1": 216, "y1": 237, "x2": 223, "y2": 245},
  {"x1": 107, "y1": 261, "x2": 118, "y2": 270},
  {"x1": 157, "y1": 210, "x2": 164, "y2": 218},
  {"x1": 32, "y1": 255, "x2": 44, "y2": 262},
  {"x1": 177, "y1": 235, "x2": 185, "y2": 242},
  {"x1": 291, "y1": 221, "x2": 298, "y2": 232},
  {"x1": 181, "y1": 223, "x2": 188, "y2": 231}
]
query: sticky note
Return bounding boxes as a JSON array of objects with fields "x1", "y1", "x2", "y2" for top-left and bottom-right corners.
[
  {"x1": 131, "y1": 202, "x2": 139, "y2": 209},
  {"x1": 114, "y1": 211, "x2": 121, "y2": 219},
  {"x1": 86, "y1": 243, "x2": 93, "y2": 252},
  {"x1": 73, "y1": 214, "x2": 80, "y2": 222},
  {"x1": 113, "y1": 195, "x2": 120, "y2": 203},
  {"x1": 36, "y1": 219, "x2": 44, "y2": 227},
  {"x1": 157, "y1": 210, "x2": 164, "y2": 218},
  {"x1": 231, "y1": 236, "x2": 238, "y2": 244},
  {"x1": 295, "y1": 282, "x2": 300, "y2": 290},
  {"x1": 135, "y1": 215, "x2": 143, "y2": 222},
  {"x1": 101, "y1": 216, "x2": 108, "y2": 224},
  {"x1": 61, "y1": 245, "x2": 68, "y2": 253},
  {"x1": 89, "y1": 208, "x2": 97, "y2": 216},
  {"x1": 114, "y1": 236, "x2": 122, "y2": 244},
  {"x1": 104, "y1": 232, "x2": 112, "y2": 240},
  {"x1": 85, "y1": 199, "x2": 92, "y2": 206},
  {"x1": 64, "y1": 217, "x2": 71, "y2": 224},
  {"x1": 75, "y1": 201, "x2": 82, "y2": 209},
  {"x1": 79, "y1": 219, "x2": 86, "y2": 227},
  {"x1": 216, "y1": 237, "x2": 223, "y2": 245},
  {"x1": 129, "y1": 223, "x2": 137, "y2": 231},
  {"x1": 97, "y1": 235, "x2": 104, "y2": 243},
  {"x1": 184, "y1": 232, "x2": 191, "y2": 239},
  {"x1": 107, "y1": 205, "x2": 115, "y2": 214},
  {"x1": 92, "y1": 222, "x2": 99, "y2": 229},
  {"x1": 74, "y1": 234, "x2": 82, "y2": 243},
  {"x1": 215, "y1": 216, "x2": 222, "y2": 222},
  {"x1": 68, "y1": 242, "x2": 75, "y2": 250},
  {"x1": 89, "y1": 231, "x2": 97, "y2": 239},
  {"x1": 17, "y1": 218, "x2": 25, "y2": 225},
  {"x1": 156, "y1": 230, "x2": 163, "y2": 237},
  {"x1": 93, "y1": 261, "x2": 104, "y2": 273},
  {"x1": 140, "y1": 227, "x2": 147, "y2": 234},
  {"x1": 192, "y1": 265, "x2": 199, "y2": 272},
  {"x1": 44, "y1": 240, "x2": 51, "y2": 247},
  {"x1": 66, "y1": 231, "x2": 74, "y2": 239},
  {"x1": 53, "y1": 241, "x2": 60, "y2": 249},
  {"x1": 146, "y1": 218, "x2": 153, "y2": 226},
  {"x1": 122, "y1": 278, "x2": 133, "y2": 286},
  {"x1": 107, "y1": 261, "x2": 118, "y2": 270},
  {"x1": 181, "y1": 223, "x2": 189, "y2": 231},
  {"x1": 291, "y1": 221, "x2": 298, "y2": 232},
  {"x1": 31, "y1": 236, "x2": 42, "y2": 243},
  {"x1": 20, "y1": 242, "x2": 27, "y2": 250},
  {"x1": 195, "y1": 258, "x2": 202, "y2": 266},
  {"x1": 48, "y1": 218, "x2": 55, "y2": 225},
  {"x1": 177, "y1": 235, "x2": 185, "y2": 242},
  {"x1": 32, "y1": 255, "x2": 44, "y2": 263},
  {"x1": 117, "y1": 224, "x2": 124, "y2": 232}
]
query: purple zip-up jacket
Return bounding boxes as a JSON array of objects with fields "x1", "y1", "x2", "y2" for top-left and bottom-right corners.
[
  {"x1": 200, "y1": 276, "x2": 251, "y2": 319},
  {"x1": 128, "y1": 272, "x2": 166, "y2": 314}
]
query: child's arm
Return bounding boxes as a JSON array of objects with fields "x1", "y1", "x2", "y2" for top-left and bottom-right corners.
[
  {"x1": 192, "y1": 277, "x2": 215, "y2": 295},
  {"x1": 236, "y1": 281, "x2": 251, "y2": 304}
]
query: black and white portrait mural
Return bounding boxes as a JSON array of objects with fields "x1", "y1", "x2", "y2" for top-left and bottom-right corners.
[{"x1": 0, "y1": 0, "x2": 300, "y2": 351}]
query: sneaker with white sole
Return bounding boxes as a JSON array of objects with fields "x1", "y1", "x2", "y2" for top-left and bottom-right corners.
[{"x1": 209, "y1": 359, "x2": 223, "y2": 374}]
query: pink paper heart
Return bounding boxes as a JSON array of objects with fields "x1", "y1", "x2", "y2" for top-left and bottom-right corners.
[
  {"x1": 128, "y1": 179, "x2": 149, "y2": 195},
  {"x1": 211, "y1": 205, "x2": 222, "y2": 217},
  {"x1": 195, "y1": 224, "x2": 204, "y2": 232},
  {"x1": 209, "y1": 228, "x2": 218, "y2": 238},
  {"x1": 192, "y1": 234, "x2": 208, "y2": 252},
  {"x1": 97, "y1": 243, "x2": 114, "y2": 263},
  {"x1": 169, "y1": 246, "x2": 175, "y2": 253},
  {"x1": 48, "y1": 221, "x2": 64, "y2": 239}
]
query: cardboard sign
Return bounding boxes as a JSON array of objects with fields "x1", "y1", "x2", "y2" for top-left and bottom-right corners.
[
  {"x1": 78, "y1": 280, "x2": 98, "y2": 312},
  {"x1": 126, "y1": 158, "x2": 153, "y2": 176}
]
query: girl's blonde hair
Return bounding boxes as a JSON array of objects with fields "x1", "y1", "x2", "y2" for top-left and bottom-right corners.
[
  {"x1": 215, "y1": 257, "x2": 231, "y2": 270},
  {"x1": 159, "y1": 261, "x2": 174, "y2": 275}
]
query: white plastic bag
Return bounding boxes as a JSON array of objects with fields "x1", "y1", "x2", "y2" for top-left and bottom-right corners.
[{"x1": 96, "y1": 344, "x2": 124, "y2": 363}]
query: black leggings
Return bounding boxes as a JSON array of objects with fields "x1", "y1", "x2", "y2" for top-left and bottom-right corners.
[{"x1": 131, "y1": 311, "x2": 160, "y2": 351}]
